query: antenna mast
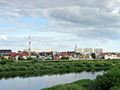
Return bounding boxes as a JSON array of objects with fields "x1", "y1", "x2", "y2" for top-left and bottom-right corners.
[{"x1": 29, "y1": 35, "x2": 31, "y2": 55}]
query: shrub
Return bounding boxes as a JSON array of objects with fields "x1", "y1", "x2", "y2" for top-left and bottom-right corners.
[
  {"x1": 0, "y1": 60, "x2": 7, "y2": 65},
  {"x1": 110, "y1": 86, "x2": 120, "y2": 90},
  {"x1": 89, "y1": 69, "x2": 120, "y2": 90},
  {"x1": 31, "y1": 59, "x2": 38, "y2": 63},
  {"x1": 18, "y1": 57, "x2": 25, "y2": 60},
  {"x1": 27, "y1": 57, "x2": 33, "y2": 60}
]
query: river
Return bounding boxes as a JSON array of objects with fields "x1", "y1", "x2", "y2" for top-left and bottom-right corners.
[{"x1": 0, "y1": 71, "x2": 104, "y2": 90}]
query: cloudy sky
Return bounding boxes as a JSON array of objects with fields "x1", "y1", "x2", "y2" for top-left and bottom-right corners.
[{"x1": 0, "y1": 0, "x2": 120, "y2": 52}]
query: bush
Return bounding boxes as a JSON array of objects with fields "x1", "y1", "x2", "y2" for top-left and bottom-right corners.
[
  {"x1": 31, "y1": 59, "x2": 38, "y2": 63},
  {"x1": 18, "y1": 57, "x2": 25, "y2": 60},
  {"x1": 0, "y1": 60, "x2": 7, "y2": 65},
  {"x1": 110, "y1": 86, "x2": 120, "y2": 90},
  {"x1": 89, "y1": 69, "x2": 120, "y2": 90},
  {"x1": 27, "y1": 57, "x2": 33, "y2": 60}
]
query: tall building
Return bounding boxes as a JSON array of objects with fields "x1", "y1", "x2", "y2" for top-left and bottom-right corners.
[
  {"x1": 84, "y1": 48, "x2": 93, "y2": 53},
  {"x1": 94, "y1": 48, "x2": 103, "y2": 53}
]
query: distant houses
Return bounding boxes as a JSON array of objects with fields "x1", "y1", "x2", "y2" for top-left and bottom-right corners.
[{"x1": 0, "y1": 48, "x2": 120, "y2": 61}]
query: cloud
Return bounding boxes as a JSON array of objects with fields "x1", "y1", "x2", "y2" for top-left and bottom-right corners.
[
  {"x1": 0, "y1": 35, "x2": 8, "y2": 40},
  {"x1": 0, "y1": 0, "x2": 120, "y2": 43}
]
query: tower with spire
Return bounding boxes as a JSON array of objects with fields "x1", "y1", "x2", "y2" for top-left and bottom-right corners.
[{"x1": 74, "y1": 45, "x2": 77, "y2": 52}]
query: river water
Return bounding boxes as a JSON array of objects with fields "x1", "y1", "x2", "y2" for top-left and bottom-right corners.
[{"x1": 0, "y1": 71, "x2": 104, "y2": 90}]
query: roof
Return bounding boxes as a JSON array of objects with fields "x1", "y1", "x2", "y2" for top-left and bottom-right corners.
[
  {"x1": 30, "y1": 53, "x2": 39, "y2": 56},
  {"x1": 17, "y1": 53, "x2": 28, "y2": 56},
  {"x1": 100, "y1": 53, "x2": 109, "y2": 55},
  {"x1": 11, "y1": 52, "x2": 16, "y2": 57}
]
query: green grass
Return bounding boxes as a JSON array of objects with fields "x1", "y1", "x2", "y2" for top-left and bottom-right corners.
[
  {"x1": 42, "y1": 79, "x2": 92, "y2": 90},
  {"x1": 0, "y1": 59, "x2": 120, "y2": 78}
]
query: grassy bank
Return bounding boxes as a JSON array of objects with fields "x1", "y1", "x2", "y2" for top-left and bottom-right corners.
[
  {"x1": 42, "y1": 79, "x2": 92, "y2": 90},
  {"x1": 42, "y1": 69, "x2": 120, "y2": 90},
  {"x1": 0, "y1": 59, "x2": 120, "y2": 78}
]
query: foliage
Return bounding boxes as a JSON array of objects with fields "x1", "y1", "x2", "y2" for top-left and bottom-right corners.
[
  {"x1": 0, "y1": 60, "x2": 119, "y2": 78},
  {"x1": 0, "y1": 60, "x2": 7, "y2": 65},
  {"x1": 87, "y1": 69, "x2": 120, "y2": 90},
  {"x1": 110, "y1": 86, "x2": 120, "y2": 90},
  {"x1": 42, "y1": 79, "x2": 91, "y2": 90},
  {"x1": 18, "y1": 57, "x2": 25, "y2": 60},
  {"x1": 91, "y1": 53, "x2": 96, "y2": 59},
  {"x1": 61, "y1": 56, "x2": 69, "y2": 60},
  {"x1": 27, "y1": 57, "x2": 33, "y2": 60},
  {"x1": 44, "y1": 69, "x2": 120, "y2": 90}
]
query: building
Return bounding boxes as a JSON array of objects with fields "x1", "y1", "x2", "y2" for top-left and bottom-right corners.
[
  {"x1": 0, "y1": 49, "x2": 12, "y2": 54},
  {"x1": 84, "y1": 48, "x2": 93, "y2": 53},
  {"x1": 32, "y1": 49, "x2": 40, "y2": 53},
  {"x1": 104, "y1": 54, "x2": 117, "y2": 59},
  {"x1": 74, "y1": 45, "x2": 78, "y2": 52},
  {"x1": 0, "y1": 49, "x2": 12, "y2": 60},
  {"x1": 46, "y1": 49, "x2": 53, "y2": 52},
  {"x1": 2, "y1": 54, "x2": 11, "y2": 60},
  {"x1": 31, "y1": 52, "x2": 39, "y2": 59},
  {"x1": 54, "y1": 52, "x2": 70, "y2": 60},
  {"x1": 76, "y1": 48, "x2": 83, "y2": 53},
  {"x1": 94, "y1": 48, "x2": 103, "y2": 53},
  {"x1": 24, "y1": 49, "x2": 29, "y2": 52}
]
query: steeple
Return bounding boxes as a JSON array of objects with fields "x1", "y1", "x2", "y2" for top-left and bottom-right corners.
[{"x1": 74, "y1": 45, "x2": 77, "y2": 52}]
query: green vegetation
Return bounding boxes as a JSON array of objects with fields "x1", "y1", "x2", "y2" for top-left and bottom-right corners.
[
  {"x1": 91, "y1": 53, "x2": 96, "y2": 59},
  {"x1": 0, "y1": 59, "x2": 120, "y2": 78},
  {"x1": 43, "y1": 69, "x2": 120, "y2": 90},
  {"x1": 1, "y1": 59, "x2": 120, "y2": 90},
  {"x1": 42, "y1": 79, "x2": 91, "y2": 90}
]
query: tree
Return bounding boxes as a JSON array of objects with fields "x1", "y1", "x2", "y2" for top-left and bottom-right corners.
[
  {"x1": 91, "y1": 53, "x2": 96, "y2": 59},
  {"x1": 89, "y1": 69, "x2": 120, "y2": 90}
]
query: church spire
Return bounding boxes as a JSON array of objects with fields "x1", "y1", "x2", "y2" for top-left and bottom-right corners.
[{"x1": 74, "y1": 45, "x2": 77, "y2": 52}]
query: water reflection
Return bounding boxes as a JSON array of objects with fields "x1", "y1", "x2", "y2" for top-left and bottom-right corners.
[{"x1": 0, "y1": 71, "x2": 104, "y2": 90}]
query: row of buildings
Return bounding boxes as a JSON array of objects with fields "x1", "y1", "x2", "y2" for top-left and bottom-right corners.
[
  {"x1": 74, "y1": 46, "x2": 103, "y2": 54},
  {"x1": 0, "y1": 48, "x2": 120, "y2": 60}
]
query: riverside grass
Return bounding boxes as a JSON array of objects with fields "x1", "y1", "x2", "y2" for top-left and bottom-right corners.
[
  {"x1": 42, "y1": 79, "x2": 92, "y2": 90},
  {"x1": 42, "y1": 69, "x2": 120, "y2": 90},
  {"x1": 0, "y1": 59, "x2": 119, "y2": 78}
]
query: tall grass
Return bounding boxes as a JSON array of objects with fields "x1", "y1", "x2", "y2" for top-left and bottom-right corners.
[{"x1": 0, "y1": 59, "x2": 119, "y2": 78}]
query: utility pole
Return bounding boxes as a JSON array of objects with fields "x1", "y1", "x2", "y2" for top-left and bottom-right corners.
[{"x1": 28, "y1": 35, "x2": 31, "y2": 57}]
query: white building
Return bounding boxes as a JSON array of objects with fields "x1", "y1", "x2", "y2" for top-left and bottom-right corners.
[
  {"x1": 94, "y1": 48, "x2": 103, "y2": 53},
  {"x1": 104, "y1": 54, "x2": 118, "y2": 59},
  {"x1": 84, "y1": 48, "x2": 93, "y2": 53},
  {"x1": 76, "y1": 48, "x2": 83, "y2": 53}
]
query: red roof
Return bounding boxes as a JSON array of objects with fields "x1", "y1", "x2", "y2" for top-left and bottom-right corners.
[
  {"x1": 54, "y1": 55, "x2": 59, "y2": 59},
  {"x1": 60, "y1": 52, "x2": 70, "y2": 57},
  {"x1": 30, "y1": 53, "x2": 39, "y2": 56},
  {"x1": 100, "y1": 53, "x2": 109, "y2": 55},
  {"x1": 11, "y1": 52, "x2": 16, "y2": 57},
  {"x1": 17, "y1": 53, "x2": 28, "y2": 56}
]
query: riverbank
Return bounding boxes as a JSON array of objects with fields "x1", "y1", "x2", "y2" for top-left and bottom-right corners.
[
  {"x1": 0, "y1": 59, "x2": 119, "y2": 78},
  {"x1": 42, "y1": 69, "x2": 120, "y2": 90},
  {"x1": 42, "y1": 79, "x2": 92, "y2": 90}
]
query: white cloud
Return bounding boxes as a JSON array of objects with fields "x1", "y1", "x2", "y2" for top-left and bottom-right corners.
[
  {"x1": 0, "y1": 0, "x2": 120, "y2": 51},
  {"x1": 0, "y1": 35, "x2": 8, "y2": 40}
]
